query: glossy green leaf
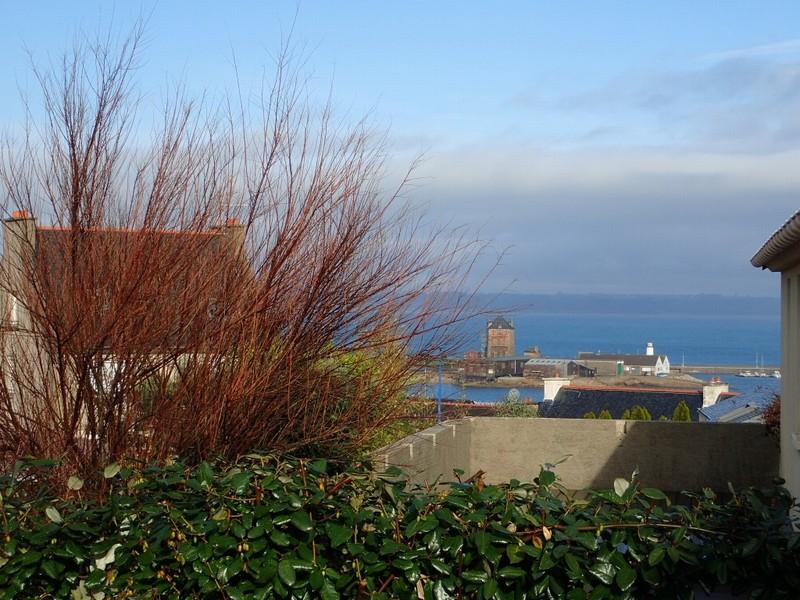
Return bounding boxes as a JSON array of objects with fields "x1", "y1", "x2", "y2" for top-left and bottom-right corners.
[
  {"x1": 217, "y1": 558, "x2": 244, "y2": 583},
  {"x1": 309, "y1": 459, "x2": 328, "y2": 474},
  {"x1": 482, "y1": 579, "x2": 498, "y2": 597},
  {"x1": 320, "y1": 580, "x2": 339, "y2": 600},
  {"x1": 310, "y1": 569, "x2": 324, "y2": 590},
  {"x1": 277, "y1": 559, "x2": 296, "y2": 586},
  {"x1": 473, "y1": 530, "x2": 490, "y2": 556},
  {"x1": 641, "y1": 566, "x2": 661, "y2": 586},
  {"x1": 291, "y1": 511, "x2": 313, "y2": 533},
  {"x1": 430, "y1": 559, "x2": 451, "y2": 575},
  {"x1": 588, "y1": 561, "x2": 616, "y2": 585},
  {"x1": 740, "y1": 538, "x2": 761, "y2": 557},
  {"x1": 197, "y1": 462, "x2": 214, "y2": 488},
  {"x1": 461, "y1": 570, "x2": 489, "y2": 583},
  {"x1": 641, "y1": 487, "x2": 667, "y2": 501},
  {"x1": 226, "y1": 472, "x2": 252, "y2": 495},
  {"x1": 615, "y1": 564, "x2": 636, "y2": 591},
  {"x1": 45, "y1": 506, "x2": 62, "y2": 524},
  {"x1": 270, "y1": 530, "x2": 292, "y2": 546},
  {"x1": 326, "y1": 522, "x2": 351, "y2": 547},
  {"x1": 538, "y1": 470, "x2": 556, "y2": 487},
  {"x1": 506, "y1": 544, "x2": 524, "y2": 564},
  {"x1": 103, "y1": 463, "x2": 121, "y2": 479},
  {"x1": 497, "y1": 566, "x2": 525, "y2": 579},
  {"x1": 564, "y1": 552, "x2": 581, "y2": 576},
  {"x1": 41, "y1": 559, "x2": 65, "y2": 578},
  {"x1": 648, "y1": 546, "x2": 666, "y2": 566},
  {"x1": 613, "y1": 478, "x2": 629, "y2": 497}
]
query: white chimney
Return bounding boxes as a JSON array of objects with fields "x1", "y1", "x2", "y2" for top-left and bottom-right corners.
[
  {"x1": 543, "y1": 377, "x2": 570, "y2": 402},
  {"x1": 702, "y1": 378, "x2": 729, "y2": 407},
  {"x1": 646, "y1": 342, "x2": 654, "y2": 356}
]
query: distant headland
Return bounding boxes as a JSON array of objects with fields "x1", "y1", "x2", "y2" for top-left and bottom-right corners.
[{"x1": 463, "y1": 292, "x2": 779, "y2": 318}]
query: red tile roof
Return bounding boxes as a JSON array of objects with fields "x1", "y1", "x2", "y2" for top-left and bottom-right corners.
[{"x1": 33, "y1": 225, "x2": 245, "y2": 350}]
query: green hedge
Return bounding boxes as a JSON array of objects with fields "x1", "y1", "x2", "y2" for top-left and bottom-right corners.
[{"x1": 0, "y1": 456, "x2": 798, "y2": 599}]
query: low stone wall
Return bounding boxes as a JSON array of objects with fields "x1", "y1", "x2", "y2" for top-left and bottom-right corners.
[
  {"x1": 374, "y1": 419, "x2": 472, "y2": 485},
  {"x1": 374, "y1": 417, "x2": 779, "y2": 493}
]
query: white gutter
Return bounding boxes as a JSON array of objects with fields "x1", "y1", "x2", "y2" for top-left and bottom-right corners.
[{"x1": 751, "y1": 208, "x2": 800, "y2": 269}]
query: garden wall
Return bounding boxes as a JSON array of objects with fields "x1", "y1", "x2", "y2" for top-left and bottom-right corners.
[{"x1": 375, "y1": 417, "x2": 779, "y2": 493}]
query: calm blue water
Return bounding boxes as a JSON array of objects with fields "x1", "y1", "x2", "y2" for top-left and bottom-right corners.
[
  {"x1": 417, "y1": 313, "x2": 782, "y2": 405},
  {"x1": 410, "y1": 383, "x2": 545, "y2": 404},
  {"x1": 459, "y1": 313, "x2": 780, "y2": 367}
]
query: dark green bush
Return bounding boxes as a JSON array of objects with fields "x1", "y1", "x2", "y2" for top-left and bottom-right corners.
[{"x1": 0, "y1": 456, "x2": 798, "y2": 599}]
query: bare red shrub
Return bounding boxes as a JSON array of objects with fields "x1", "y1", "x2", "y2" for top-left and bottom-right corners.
[
  {"x1": 762, "y1": 393, "x2": 780, "y2": 441},
  {"x1": 0, "y1": 28, "x2": 488, "y2": 485}
]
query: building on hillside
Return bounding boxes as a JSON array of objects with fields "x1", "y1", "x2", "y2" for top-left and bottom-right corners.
[
  {"x1": 485, "y1": 316, "x2": 515, "y2": 358},
  {"x1": 577, "y1": 342, "x2": 670, "y2": 376},
  {"x1": 464, "y1": 350, "x2": 481, "y2": 361},
  {"x1": 462, "y1": 353, "x2": 529, "y2": 380},
  {"x1": 1, "y1": 210, "x2": 247, "y2": 403},
  {"x1": 462, "y1": 355, "x2": 492, "y2": 379},
  {"x1": 752, "y1": 208, "x2": 800, "y2": 499},
  {"x1": 538, "y1": 380, "x2": 736, "y2": 421},
  {"x1": 522, "y1": 358, "x2": 595, "y2": 379}
]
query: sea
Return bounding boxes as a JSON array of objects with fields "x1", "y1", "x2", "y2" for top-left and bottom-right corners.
[{"x1": 412, "y1": 312, "x2": 781, "y2": 405}]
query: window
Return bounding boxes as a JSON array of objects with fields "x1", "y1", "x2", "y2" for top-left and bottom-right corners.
[
  {"x1": 9, "y1": 295, "x2": 19, "y2": 328},
  {"x1": 207, "y1": 298, "x2": 219, "y2": 319}
]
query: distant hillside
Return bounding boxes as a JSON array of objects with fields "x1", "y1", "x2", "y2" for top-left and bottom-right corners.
[{"x1": 468, "y1": 293, "x2": 779, "y2": 318}]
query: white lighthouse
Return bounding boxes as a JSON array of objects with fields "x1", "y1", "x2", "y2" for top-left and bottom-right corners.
[{"x1": 646, "y1": 342, "x2": 654, "y2": 356}]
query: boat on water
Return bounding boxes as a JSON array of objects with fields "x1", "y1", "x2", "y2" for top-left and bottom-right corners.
[
  {"x1": 773, "y1": 370, "x2": 782, "y2": 379},
  {"x1": 737, "y1": 371, "x2": 754, "y2": 377},
  {"x1": 757, "y1": 371, "x2": 770, "y2": 377}
]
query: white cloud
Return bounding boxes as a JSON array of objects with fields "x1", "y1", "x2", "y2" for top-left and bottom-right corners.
[
  {"x1": 701, "y1": 39, "x2": 800, "y2": 62},
  {"x1": 404, "y1": 143, "x2": 798, "y2": 296},
  {"x1": 393, "y1": 48, "x2": 800, "y2": 296}
]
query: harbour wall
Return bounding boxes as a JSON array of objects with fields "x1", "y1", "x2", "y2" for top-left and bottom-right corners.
[{"x1": 674, "y1": 365, "x2": 779, "y2": 374}]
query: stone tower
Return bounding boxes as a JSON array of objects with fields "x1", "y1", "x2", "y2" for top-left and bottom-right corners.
[{"x1": 485, "y1": 315, "x2": 515, "y2": 358}]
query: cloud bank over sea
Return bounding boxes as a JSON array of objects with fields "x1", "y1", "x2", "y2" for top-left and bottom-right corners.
[{"x1": 392, "y1": 45, "x2": 800, "y2": 296}]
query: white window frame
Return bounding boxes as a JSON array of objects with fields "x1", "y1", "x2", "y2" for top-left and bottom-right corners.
[{"x1": 9, "y1": 295, "x2": 19, "y2": 328}]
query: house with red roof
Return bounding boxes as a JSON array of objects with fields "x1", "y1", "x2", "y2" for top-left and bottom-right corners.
[{"x1": 0, "y1": 210, "x2": 247, "y2": 400}]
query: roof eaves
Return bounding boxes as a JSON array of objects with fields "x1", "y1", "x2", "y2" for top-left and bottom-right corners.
[
  {"x1": 37, "y1": 225, "x2": 221, "y2": 237},
  {"x1": 751, "y1": 208, "x2": 800, "y2": 270}
]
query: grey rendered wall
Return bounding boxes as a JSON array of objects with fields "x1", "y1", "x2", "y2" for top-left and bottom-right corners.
[
  {"x1": 374, "y1": 420, "x2": 471, "y2": 486},
  {"x1": 470, "y1": 418, "x2": 778, "y2": 492},
  {"x1": 380, "y1": 417, "x2": 779, "y2": 493}
]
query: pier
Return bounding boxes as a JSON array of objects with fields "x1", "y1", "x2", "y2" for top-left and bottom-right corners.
[{"x1": 673, "y1": 364, "x2": 779, "y2": 375}]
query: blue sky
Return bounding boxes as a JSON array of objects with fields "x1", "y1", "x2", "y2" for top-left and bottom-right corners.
[{"x1": 2, "y1": 1, "x2": 800, "y2": 296}]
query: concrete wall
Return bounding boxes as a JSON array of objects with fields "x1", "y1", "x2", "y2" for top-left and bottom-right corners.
[
  {"x1": 378, "y1": 417, "x2": 779, "y2": 493},
  {"x1": 373, "y1": 420, "x2": 471, "y2": 486}
]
